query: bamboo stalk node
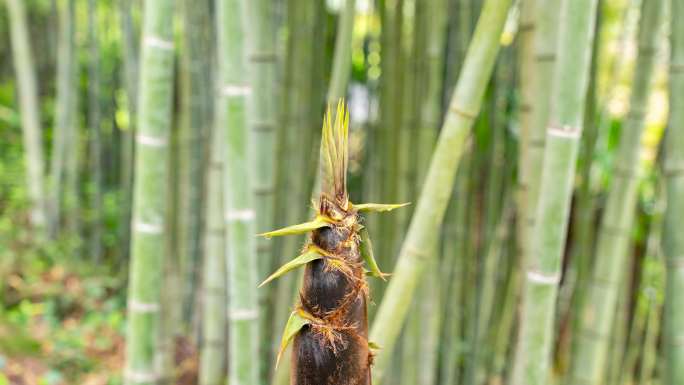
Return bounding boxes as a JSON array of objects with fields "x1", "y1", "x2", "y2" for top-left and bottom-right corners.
[
  {"x1": 220, "y1": 84, "x2": 252, "y2": 97},
  {"x1": 124, "y1": 369, "x2": 160, "y2": 383},
  {"x1": 224, "y1": 208, "x2": 256, "y2": 222},
  {"x1": 229, "y1": 308, "x2": 259, "y2": 320},
  {"x1": 143, "y1": 35, "x2": 174, "y2": 50},
  {"x1": 526, "y1": 270, "x2": 561, "y2": 285},
  {"x1": 133, "y1": 221, "x2": 163, "y2": 234},
  {"x1": 448, "y1": 105, "x2": 478, "y2": 120},
  {"x1": 534, "y1": 53, "x2": 557, "y2": 62},
  {"x1": 248, "y1": 51, "x2": 278, "y2": 62},
  {"x1": 128, "y1": 299, "x2": 161, "y2": 313},
  {"x1": 135, "y1": 133, "x2": 169, "y2": 148},
  {"x1": 548, "y1": 124, "x2": 580, "y2": 138}
]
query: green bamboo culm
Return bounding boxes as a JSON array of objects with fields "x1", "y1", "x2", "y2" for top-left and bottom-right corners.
[
  {"x1": 178, "y1": 0, "x2": 213, "y2": 326},
  {"x1": 663, "y1": 0, "x2": 684, "y2": 383},
  {"x1": 510, "y1": 0, "x2": 598, "y2": 383},
  {"x1": 87, "y1": 0, "x2": 103, "y2": 261},
  {"x1": 241, "y1": 0, "x2": 278, "y2": 377},
  {"x1": 123, "y1": 0, "x2": 176, "y2": 383},
  {"x1": 368, "y1": 0, "x2": 512, "y2": 382},
  {"x1": 199, "y1": 124, "x2": 227, "y2": 385},
  {"x1": 568, "y1": 0, "x2": 665, "y2": 383},
  {"x1": 5, "y1": 0, "x2": 48, "y2": 230},
  {"x1": 522, "y1": 0, "x2": 560, "y2": 258},
  {"x1": 516, "y1": 0, "x2": 535, "y2": 262},
  {"x1": 47, "y1": 0, "x2": 76, "y2": 239},
  {"x1": 216, "y1": 0, "x2": 260, "y2": 383}
]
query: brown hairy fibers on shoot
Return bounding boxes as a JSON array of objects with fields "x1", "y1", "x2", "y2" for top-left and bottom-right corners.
[{"x1": 259, "y1": 101, "x2": 406, "y2": 385}]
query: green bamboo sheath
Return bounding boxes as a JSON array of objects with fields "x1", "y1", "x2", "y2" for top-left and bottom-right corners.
[
  {"x1": 123, "y1": 0, "x2": 176, "y2": 383},
  {"x1": 216, "y1": 0, "x2": 260, "y2": 383},
  {"x1": 512, "y1": 0, "x2": 598, "y2": 384},
  {"x1": 5, "y1": 0, "x2": 48, "y2": 230},
  {"x1": 664, "y1": 0, "x2": 684, "y2": 382},
  {"x1": 569, "y1": 0, "x2": 665, "y2": 383},
  {"x1": 369, "y1": 0, "x2": 511, "y2": 382},
  {"x1": 199, "y1": 124, "x2": 227, "y2": 385}
]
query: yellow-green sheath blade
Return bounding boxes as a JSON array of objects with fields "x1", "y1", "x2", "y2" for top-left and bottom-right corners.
[
  {"x1": 360, "y1": 227, "x2": 389, "y2": 281},
  {"x1": 258, "y1": 216, "x2": 330, "y2": 238},
  {"x1": 276, "y1": 309, "x2": 311, "y2": 368},
  {"x1": 259, "y1": 247, "x2": 324, "y2": 287},
  {"x1": 353, "y1": 202, "x2": 410, "y2": 213},
  {"x1": 368, "y1": 341, "x2": 381, "y2": 350}
]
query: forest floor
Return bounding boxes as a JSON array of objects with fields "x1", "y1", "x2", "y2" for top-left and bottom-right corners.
[{"x1": 0, "y1": 262, "x2": 198, "y2": 385}]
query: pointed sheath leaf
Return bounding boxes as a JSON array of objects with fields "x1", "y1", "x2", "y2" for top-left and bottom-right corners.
[
  {"x1": 276, "y1": 309, "x2": 312, "y2": 368},
  {"x1": 359, "y1": 228, "x2": 390, "y2": 281},
  {"x1": 258, "y1": 216, "x2": 331, "y2": 238},
  {"x1": 259, "y1": 247, "x2": 324, "y2": 287},
  {"x1": 353, "y1": 202, "x2": 410, "y2": 213},
  {"x1": 368, "y1": 341, "x2": 381, "y2": 350}
]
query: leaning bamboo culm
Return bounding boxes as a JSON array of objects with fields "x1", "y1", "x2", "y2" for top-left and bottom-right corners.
[
  {"x1": 510, "y1": 0, "x2": 598, "y2": 383},
  {"x1": 5, "y1": 0, "x2": 48, "y2": 230},
  {"x1": 259, "y1": 102, "x2": 405, "y2": 384},
  {"x1": 216, "y1": 0, "x2": 260, "y2": 384},
  {"x1": 369, "y1": 0, "x2": 511, "y2": 382},
  {"x1": 569, "y1": 0, "x2": 666, "y2": 383},
  {"x1": 123, "y1": 0, "x2": 176, "y2": 383},
  {"x1": 663, "y1": 0, "x2": 684, "y2": 383}
]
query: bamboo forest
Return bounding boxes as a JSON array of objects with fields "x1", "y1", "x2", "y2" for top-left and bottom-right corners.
[{"x1": 1, "y1": 0, "x2": 683, "y2": 384}]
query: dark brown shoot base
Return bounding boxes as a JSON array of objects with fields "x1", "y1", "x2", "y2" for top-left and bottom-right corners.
[{"x1": 293, "y1": 201, "x2": 371, "y2": 385}]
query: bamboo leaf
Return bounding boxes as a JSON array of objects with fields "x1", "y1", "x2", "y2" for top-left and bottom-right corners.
[
  {"x1": 259, "y1": 247, "x2": 324, "y2": 287},
  {"x1": 353, "y1": 202, "x2": 410, "y2": 213},
  {"x1": 359, "y1": 227, "x2": 389, "y2": 281},
  {"x1": 258, "y1": 216, "x2": 331, "y2": 238},
  {"x1": 276, "y1": 309, "x2": 312, "y2": 368}
]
